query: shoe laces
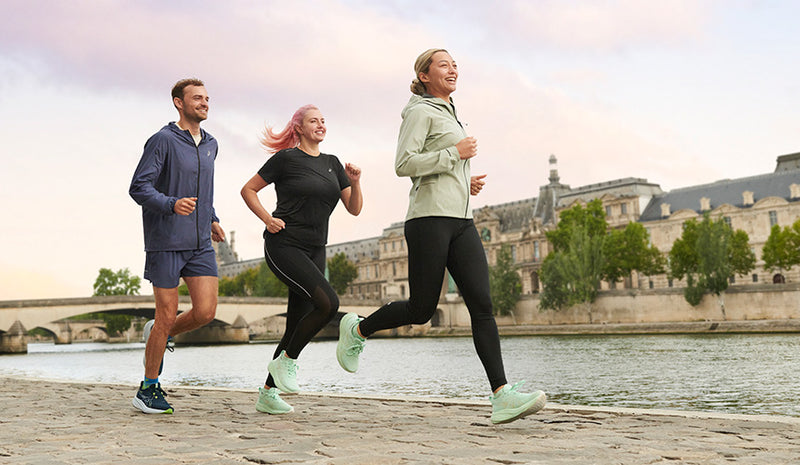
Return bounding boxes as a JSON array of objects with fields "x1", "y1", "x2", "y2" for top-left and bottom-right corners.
[
  {"x1": 284, "y1": 357, "x2": 298, "y2": 376},
  {"x1": 493, "y1": 381, "x2": 526, "y2": 400},
  {"x1": 507, "y1": 381, "x2": 526, "y2": 393},
  {"x1": 166, "y1": 336, "x2": 175, "y2": 353},
  {"x1": 144, "y1": 383, "x2": 168, "y2": 399},
  {"x1": 346, "y1": 339, "x2": 365, "y2": 356},
  {"x1": 346, "y1": 322, "x2": 365, "y2": 355}
]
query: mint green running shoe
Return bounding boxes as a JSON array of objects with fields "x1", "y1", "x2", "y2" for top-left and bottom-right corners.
[
  {"x1": 255, "y1": 386, "x2": 293, "y2": 414},
  {"x1": 268, "y1": 350, "x2": 300, "y2": 393},
  {"x1": 336, "y1": 313, "x2": 365, "y2": 373},
  {"x1": 490, "y1": 381, "x2": 546, "y2": 424}
]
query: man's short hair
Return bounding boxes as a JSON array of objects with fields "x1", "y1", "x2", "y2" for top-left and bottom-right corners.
[{"x1": 171, "y1": 78, "x2": 205, "y2": 101}]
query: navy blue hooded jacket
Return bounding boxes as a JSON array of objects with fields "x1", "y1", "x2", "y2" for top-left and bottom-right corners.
[{"x1": 130, "y1": 122, "x2": 220, "y2": 252}]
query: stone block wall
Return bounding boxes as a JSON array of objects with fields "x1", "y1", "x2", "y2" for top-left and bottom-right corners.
[{"x1": 509, "y1": 283, "x2": 800, "y2": 325}]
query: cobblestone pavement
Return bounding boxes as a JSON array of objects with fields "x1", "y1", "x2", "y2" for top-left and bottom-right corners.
[{"x1": 1, "y1": 377, "x2": 799, "y2": 464}]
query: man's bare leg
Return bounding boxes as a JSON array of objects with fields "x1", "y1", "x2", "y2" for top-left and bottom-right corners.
[
  {"x1": 144, "y1": 286, "x2": 179, "y2": 379},
  {"x1": 144, "y1": 276, "x2": 218, "y2": 379},
  {"x1": 170, "y1": 276, "x2": 218, "y2": 335}
]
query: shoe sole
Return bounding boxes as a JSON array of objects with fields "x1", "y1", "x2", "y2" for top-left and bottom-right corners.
[
  {"x1": 336, "y1": 314, "x2": 358, "y2": 373},
  {"x1": 267, "y1": 358, "x2": 300, "y2": 393},
  {"x1": 491, "y1": 391, "x2": 547, "y2": 424},
  {"x1": 131, "y1": 396, "x2": 173, "y2": 414},
  {"x1": 255, "y1": 403, "x2": 294, "y2": 414}
]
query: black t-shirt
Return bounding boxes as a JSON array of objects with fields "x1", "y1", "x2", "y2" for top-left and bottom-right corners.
[{"x1": 257, "y1": 147, "x2": 350, "y2": 246}]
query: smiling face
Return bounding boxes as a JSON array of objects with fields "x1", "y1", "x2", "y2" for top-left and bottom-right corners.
[
  {"x1": 174, "y1": 85, "x2": 209, "y2": 123},
  {"x1": 419, "y1": 51, "x2": 458, "y2": 100},
  {"x1": 296, "y1": 108, "x2": 326, "y2": 145}
]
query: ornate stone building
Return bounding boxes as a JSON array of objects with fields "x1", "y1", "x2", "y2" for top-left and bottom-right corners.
[
  {"x1": 218, "y1": 152, "x2": 800, "y2": 300},
  {"x1": 639, "y1": 153, "x2": 800, "y2": 287}
]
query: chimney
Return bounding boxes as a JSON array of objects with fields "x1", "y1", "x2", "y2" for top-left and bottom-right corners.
[
  {"x1": 700, "y1": 197, "x2": 711, "y2": 211},
  {"x1": 660, "y1": 203, "x2": 671, "y2": 217},
  {"x1": 791, "y1": 184, "x2": 800, "y2": 200},
  {"x1": 742, "y1": 191, "x2": 754, "y2": 206}
]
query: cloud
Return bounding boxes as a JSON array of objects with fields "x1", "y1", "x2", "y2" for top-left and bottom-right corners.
[
  {"x1": 496, "y1": 0, "x2": 716, "y2": 51},
  {"x1": 1, "y1": 0, "x2": 794, "y2": 301},
  {"x1": 449, "y1": 56, "x2": 716, "y2": 210},
  {"x1": 0, "y1": 1, "x2": 434, "y2": 119}
]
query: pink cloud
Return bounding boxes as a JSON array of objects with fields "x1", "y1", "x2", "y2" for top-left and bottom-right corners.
[
  {"x1": 453, "y1": 61, "x2": 719, "y2": 208},
  {"x1": 496, "y1": 0, "x2": 716, "y2": 51},
  {"x1": 0, "y1": 1, "x2": 431, "y2": 120}
]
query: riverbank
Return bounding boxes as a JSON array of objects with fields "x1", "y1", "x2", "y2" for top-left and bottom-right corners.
[
  {"x1": 426, "y1": 318, "x2": 800, "y2": 337},
  {"x1": 99, "y1": 318, "x2": 800, "y2": 344},
  {"x1": 1, "y1": 376, "x2": 798, "y2": 464}
]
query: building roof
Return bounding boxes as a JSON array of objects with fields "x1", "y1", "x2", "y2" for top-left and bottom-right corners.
[
  {"x1": 325, "y1": 236, "x2": 380, "y2": 262},
  {"x1": 776, "y1": 152, "x2": 800, "y2": 172},
  {"x1": 639, "y1": 168, "x2": 800, "y2": 222},
  {"x1": 557, "y1": 177, "x2": 662, "y2": 208},
  {"x1": 490, "y1": 197, "x2": 537, "y2": 233}
]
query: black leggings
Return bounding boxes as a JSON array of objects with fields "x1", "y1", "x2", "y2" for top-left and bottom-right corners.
[
  {"x1": 263, "y1": 233, "x2": 339, "y2": 386},
  {"x1": 359, "y1": 217, "x2": 508, "y2": 391}
]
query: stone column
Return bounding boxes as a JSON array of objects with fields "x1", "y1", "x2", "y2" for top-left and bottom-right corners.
[
  {"x1": 0, "y1": 320, "x2": 28, "y2": 354},
  {"x1": 173, "y1": 316, "x2": 250, "y2": 344},
  {"x1": 54, "y1": 321, "x2": 73, "y2": 345}
]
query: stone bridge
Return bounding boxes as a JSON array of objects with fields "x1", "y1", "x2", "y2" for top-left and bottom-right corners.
[{"x1": 0, "y1": 295, "x2": 471, "y2": 353}]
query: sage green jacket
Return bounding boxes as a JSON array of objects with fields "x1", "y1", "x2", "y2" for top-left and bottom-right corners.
[{"x1": 395, "y1": 94, "x2": 471, "y2": 221}]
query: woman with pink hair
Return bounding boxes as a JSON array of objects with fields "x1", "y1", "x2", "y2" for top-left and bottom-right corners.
[{"x1": 241, "y1": 105, "x2": 363, "y2": 414}]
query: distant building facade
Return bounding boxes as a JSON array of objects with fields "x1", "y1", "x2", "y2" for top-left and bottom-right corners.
[
  {"x1": 640, "y1": 153, "x2": 800, "y2": 287},
  {"x1": 216, "y1": 153, "x2": 800, "y2": 299}
]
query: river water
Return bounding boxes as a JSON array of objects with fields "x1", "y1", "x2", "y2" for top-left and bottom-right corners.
[{"x1": 1, "y1": 334, "x2": 798, "y2": 417}]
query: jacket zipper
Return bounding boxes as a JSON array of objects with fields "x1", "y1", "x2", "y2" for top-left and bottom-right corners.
[
  {"x1": 422, "y1": 97, "x2": 471, "y2": 217},
  {"x1": 195, "y1": 139, "x2": 201, "y2": 249},
  {"x1": 451, "y1": 103, "x2": 470, "y2": 218},
  {"x1": 463, "y1": 161, "x2": 470, "y2": 217}
]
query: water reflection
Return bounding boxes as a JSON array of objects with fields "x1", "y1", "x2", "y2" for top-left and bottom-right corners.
[{"x1": 2, "y1": 334, "x2": 799, "y2": 416}]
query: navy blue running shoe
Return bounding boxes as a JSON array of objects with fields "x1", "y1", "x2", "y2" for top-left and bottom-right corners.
[{"x1": 132, "y1": 382, "x2": 173, "y2": 414}]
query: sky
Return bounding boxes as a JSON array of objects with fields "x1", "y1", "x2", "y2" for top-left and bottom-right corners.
[{"x1": 1, "y1": 0, "x2": 797, "y2": 300}]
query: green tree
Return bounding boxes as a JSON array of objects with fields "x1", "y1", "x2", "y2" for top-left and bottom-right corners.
[
  {"x1": 251, "y1": 263, "x2": 288, "y2": 297},
  {"x1": 602, "y1": 222, "x2": 666, "y2": 284},
  {"x1": 540, "y1": 225, "x2": 605, "y2": 322},
  {"x1": 729, "y1": 229, "x2": 756, "y2": 277},
  {"x1": 178, "y1": 283, "x2": 190, "y2": 295},
  {"x1": 327, "y1": 253, "x2": 358, "y2": 296},
  {"x1": 217, "y1": 275, "x2": 243, "y2": 296},
  {"x1": 92, "y1": 267, "x2": 141, "y2": 336},
  {"x1": 545, "y1": 199, "x2": 607, "y2": 253},
  {"x1": 93, "y1": 268, "x2": 141, "y2": 296},
  {"x1": 668, "y1": 214, "x2": 755, "y2": 318},
  {"x1": 762, "y1": 220, "x2": 800, "y2": 280},
  {"x1": 489, "y1": 244, "x2": 522, "y2": 317},
  {"x1": 541, "y1": 200, "x2": 668, "y2": 319},
  {"x1": 541, "y1": 201, "x2": 607, "y2": 319},
  {"x1": 215, "y1": 263, "x2": 288, "y2": 297}
]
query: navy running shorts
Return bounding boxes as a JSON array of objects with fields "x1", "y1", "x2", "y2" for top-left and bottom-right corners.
[{"x1": 144, "y1": 245, "x2": 218, "y2": 288}]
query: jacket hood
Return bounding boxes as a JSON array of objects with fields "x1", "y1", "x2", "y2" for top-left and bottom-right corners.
[
  {"x1": 166, "y1": 121, "x2": 215, "y2": 144},
  {"x1": 401, "y1": 94, "x2": 453, "y2": 119}
]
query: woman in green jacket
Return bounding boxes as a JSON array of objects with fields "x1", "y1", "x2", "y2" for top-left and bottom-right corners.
[{"x1": 336, "y1": 48, "x2": 547, "y2": 424}]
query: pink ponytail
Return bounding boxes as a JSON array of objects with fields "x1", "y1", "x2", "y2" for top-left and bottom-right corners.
[{"x1": 261, "y1": 104, "x2": 318, "y2": 153}]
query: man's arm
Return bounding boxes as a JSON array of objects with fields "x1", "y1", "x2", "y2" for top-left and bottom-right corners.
[{"x1": 129, "y1": 135, "x2": 176, "y2": 215}]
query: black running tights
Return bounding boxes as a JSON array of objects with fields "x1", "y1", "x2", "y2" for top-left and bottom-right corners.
[
  {"x1": 263, "y1": 234, "x2": 339, "y2": 386},
  {"x1": 359, "y1": 217, "x2": 508, "y2": 392}
]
